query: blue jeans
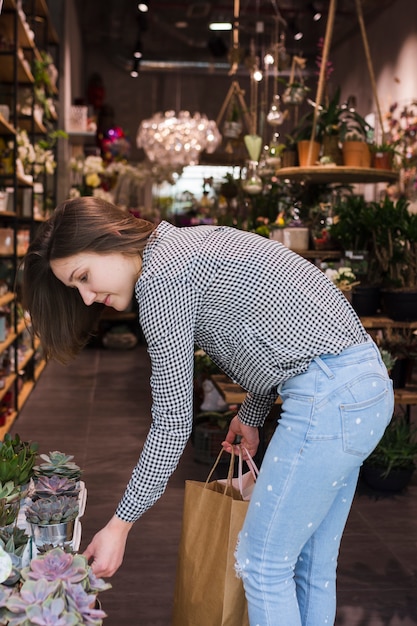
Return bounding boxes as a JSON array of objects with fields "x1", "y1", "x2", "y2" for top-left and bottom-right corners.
[{"x1": 235, "y1": 339, "x2": 394, "y2": 626}]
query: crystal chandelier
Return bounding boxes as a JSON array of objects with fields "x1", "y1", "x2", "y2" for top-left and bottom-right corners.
[{"x1": 136, "y1": 110, "x2": 222, "y2": 167}]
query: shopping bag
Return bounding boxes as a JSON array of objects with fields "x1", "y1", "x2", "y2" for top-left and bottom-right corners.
[{"x1": 172, "y1": 449, "x2": 258, "y2": 626}]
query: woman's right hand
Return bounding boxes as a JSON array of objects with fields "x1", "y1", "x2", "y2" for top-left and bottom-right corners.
[
  {"x1": 222, "y1": 415, "x2": 259, "y2": 459},
  {"x1": 83, "y1": 515, "x2": 133, "y2": 577}
]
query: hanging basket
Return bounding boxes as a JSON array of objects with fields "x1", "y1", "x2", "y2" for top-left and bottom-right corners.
[{"x1": 282, "y1": 56, "x2": 308, "y2": 105}]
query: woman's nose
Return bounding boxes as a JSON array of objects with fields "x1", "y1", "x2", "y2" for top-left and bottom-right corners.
[{"x1": 78, "y1": 285, "x2": 96, "y2": 306}]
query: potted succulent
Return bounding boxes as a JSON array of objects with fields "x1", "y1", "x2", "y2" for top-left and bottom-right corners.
[
  {"x1": 0, "y1": 526, "x2": 30, "y2": 587},
  {"x1": 32, "y1": 475, "x2": 80, "y2": 500},
  {"x1": 33, "y1": 451, "x2": 82, "y2": 482},
  {"x1": 0, "y1": 434, "x2": 39, "y2": 489},
  {"x1": 0, "y1": 481, "x2": 22, "y2": 529},
  {"x1": 369, "y1": 141, "x2": 399, "y2": 170},
  {"x1": 0, "y1": 546, "x2": 111, "y2": 625},
  {"x1": 25, "y1": 495, "x2": 79, "y2": 549},
  {"x1": 362, "y1": 415, "x2": 417, "y2": 492}
]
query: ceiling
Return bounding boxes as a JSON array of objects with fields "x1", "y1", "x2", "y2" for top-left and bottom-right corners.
[{"x1": 75, "y1": 0, "x2": 396, "y2": 76}]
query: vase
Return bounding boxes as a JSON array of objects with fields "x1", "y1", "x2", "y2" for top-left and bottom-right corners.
[
  {"x1": 342, "y1": 141, "x2": 371, "y2": 167},
  {"x1": 30, "y1": 518, "x2": 76, "y2": 548},
  {"x1": 297, "y1": 140, "x2": 320, "y2": 166}
]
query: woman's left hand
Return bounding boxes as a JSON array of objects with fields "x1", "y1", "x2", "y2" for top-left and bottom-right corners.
[{"x1": 222, "y1": 416, "x2": 259, "y2": 459}]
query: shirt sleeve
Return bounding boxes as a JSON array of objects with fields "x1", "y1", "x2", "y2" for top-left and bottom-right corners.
[
  {"x1": 115, "y1": 278, "x2": 199, "y2": 522},
  {"x1": 237, "y1": 389, "x2": 279, "y2": 427}
]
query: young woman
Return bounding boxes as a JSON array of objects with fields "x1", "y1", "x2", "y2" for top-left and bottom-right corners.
[{"x1": 23, "y1": 196, "x2": 394, "y2": 625}]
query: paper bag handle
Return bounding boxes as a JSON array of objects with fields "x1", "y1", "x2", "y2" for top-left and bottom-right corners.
[{"x1": 206, "y1": 447, "x2": 259, "y2": 498}]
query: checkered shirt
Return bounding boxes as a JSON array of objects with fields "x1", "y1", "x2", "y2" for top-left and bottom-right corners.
[{"x1": 116, "y1": 221, "x2": 367, "y2": 522}]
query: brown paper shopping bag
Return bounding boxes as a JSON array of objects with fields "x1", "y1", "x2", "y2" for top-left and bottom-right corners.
[{"x1": 172, "y1": 449, "x2": 257, "y2": 626}]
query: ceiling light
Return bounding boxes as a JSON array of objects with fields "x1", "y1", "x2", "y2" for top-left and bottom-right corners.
[
  {"x1": 209, "y1": 22, "x2": 232, "y2": 31},
  {"x1": 264, "y1": 52, "x2": 274, "y2": 65},
  {"x1": 253, "y1": 69, "x2": 263, "y2": 82},
  {"x1": 137, "y1": 2, "x2": 148, "y2": 12}
]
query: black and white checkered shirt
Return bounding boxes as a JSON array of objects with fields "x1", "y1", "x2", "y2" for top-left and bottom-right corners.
[{"x1": 116, "y1": 221, "x2": 367, "y2": 522}]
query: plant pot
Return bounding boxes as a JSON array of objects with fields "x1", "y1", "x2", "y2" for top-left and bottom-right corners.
[
  {"x1": 351, "y1": 286, "x2": 381, "y2": 316},
  {"x1": 361, "y1": 464, "x2": 414, "y2": 492},
  {"x1": 281, "y1": 149, "x2": 297, "y2": 168},
  {"x1": 381, "y1": 289, "x2": 417, "y2": 321},
  {"x1": 283, "y1": 227, "x2": 310, "y2": 251},
  {"x1": 322, "y1": 135, "x2": 343, "y2": 165},
  {"x1": 342, "y1": 141, "x2": 371, "y2": 167},
  {"x1": 372, "y1": 152, "x2": 393, "y2": 170},
  {"x1": 297, "y1": 140, "x2": 320, "y2": 166},
  {"x1": 30, "y1": 518, "x2": 76, "y2": 548},
  {"x1": 390, "y1": 358, "x2": 411, "y2": 389}
]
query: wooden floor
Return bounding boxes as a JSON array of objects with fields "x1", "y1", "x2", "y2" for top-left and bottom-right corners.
[{"x1": 11, "y1": 344, "x2": 417, "y2": 626}]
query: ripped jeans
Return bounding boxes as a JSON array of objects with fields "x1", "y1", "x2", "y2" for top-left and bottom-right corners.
[{"x1": 235, "y1": 339, "x2": 394, "y2": 626}]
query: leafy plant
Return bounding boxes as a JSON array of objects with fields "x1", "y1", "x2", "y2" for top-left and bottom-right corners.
[
  {"x1": 0, "y1": 547, "x2": 111, "y2": 626},
  {"x1": 25, "y1": 495, "x2": 79, "y2": 526},
  {"x1": 365, "y1": 415, "x2": 417, "y2": 477},
  {"x1": 34, "y1": 451, "x2": 82, "y2": 482},
  {"x1": 0, "y1": 480, "x2": 22, "y2": 527},
  {"x1": 0, "y1": 433, "x2": 39, "y2": 486}
]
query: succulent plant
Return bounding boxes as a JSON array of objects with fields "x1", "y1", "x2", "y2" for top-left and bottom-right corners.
[
  {"x1": 33, "y1": 475, "x2": 80, "y2": 499},
  {"x1": 0, "y1": 480, "x2": 23, "y2": 527},
  {"x1": 0, "y1": 433, "x2": 39, "y2": 486},
  {"x1": 0, "y1": 526, "x2": 30, "y2": 586},
  {"x1": 4, "y1": 547, "x2": 112, "y2": 626},
  {"x1": 25, "y1": 495, "x2": 79, "y2": 526},
  {"x1": 33, "y1": 451, "x2": 82, "y2": 482}
]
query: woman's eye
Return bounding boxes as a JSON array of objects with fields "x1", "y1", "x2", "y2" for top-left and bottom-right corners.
[{"x1": 79, "y1": 274, "x2": 88, "y2": 283}]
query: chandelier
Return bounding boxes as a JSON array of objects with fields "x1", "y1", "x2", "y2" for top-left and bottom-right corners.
[{"x1": 136, "y1": 110, "x2": 222, "y2": 167}]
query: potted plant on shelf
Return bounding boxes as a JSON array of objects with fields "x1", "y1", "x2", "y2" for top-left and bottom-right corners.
[
  {"x1": 25, "y1": 495, "x2": 80, "y2": 549},
  {"x1": 362, "y1": 414, "x2": 417, "y2": 492},
  {"x1": 369, "y1": 141, "x2": 400, "y2": 170},
  {"x1": 0, "y1": 546, "x2": 111, "y2": 625},
  {"x1": 370, "y1": 196, "x2": 417, "y2": 320}
]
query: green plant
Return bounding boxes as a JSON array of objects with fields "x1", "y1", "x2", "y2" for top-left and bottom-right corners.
[
  {"x1": 378, "y1": 348, "x2": 397, "y2": 372},
  {"x1": 0, "y1": 526, "x2": 30, "y2": 586},
  {"x1": 34, "y1": 452, "x2": 82, "y2": 482},
  {"x1": 0, "y1": 480, "x2": 22, "y2": 527},
  {"x1": 329, "y1": 195, "x2": 374, "y2": 252},
  {"x1": 25, "y1": 495, "x2": 79, "y2": 526},
  {"x1": 369, "y1": 196, "x2": 417, "y2": 289},
  {"x1": 365, "y1": 415, "x2": 417, "y2": 477},
  {"x1": 0, "y1": 433, "x2": 38, "y2": 487},
  {"x1": 0, "y1": 547, "x2": 111, "y2": 625}
]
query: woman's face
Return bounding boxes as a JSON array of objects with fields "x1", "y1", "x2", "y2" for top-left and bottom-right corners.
[{"x1": 51, "y1": 251, "x2": 142, "y2": 311}]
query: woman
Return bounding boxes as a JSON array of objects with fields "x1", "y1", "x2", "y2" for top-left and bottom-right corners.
[{"x1": 23, "y1": 196, "x2": 393, "y2": 625}]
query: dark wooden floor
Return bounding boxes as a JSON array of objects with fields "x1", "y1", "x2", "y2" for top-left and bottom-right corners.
[{"x1": 11, "y1": 344, "x2": 417, "y2": 626}]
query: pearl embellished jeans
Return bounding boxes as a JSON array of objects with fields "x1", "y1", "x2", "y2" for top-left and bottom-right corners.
[{"x1": 235, "y1": 339, "x2": 394, "y2": 626}]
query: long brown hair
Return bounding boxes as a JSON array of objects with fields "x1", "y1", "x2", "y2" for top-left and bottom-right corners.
[{"x1": 22, "y1": 197, "x2": 156, "y2": 362}]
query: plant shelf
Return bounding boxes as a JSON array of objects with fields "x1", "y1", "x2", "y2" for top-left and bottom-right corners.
[{"x1": 274, "y1": 166, "x2": 399, "y2": 184}]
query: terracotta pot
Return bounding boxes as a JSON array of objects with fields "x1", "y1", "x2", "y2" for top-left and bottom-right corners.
[
  {"x1": 372, "y1": 151, "x2": 393, "y2": 170},
  {"x1": 297, "y1": 140, "x2": 320, "y2": 166},
  {"x1": 281, "y1": 149, "x2": 297, "y2": 168},
  {"x1": 342, "y1": 141, "x2": 371, "y2": 167}
]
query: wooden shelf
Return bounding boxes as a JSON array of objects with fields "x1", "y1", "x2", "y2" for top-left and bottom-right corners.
[
  {"x1": 274, "y1": 166, "x2": 399, "y2": 184},
  {"x1": 0, "y1": 410, "x2": 18, "y2": 441},
  {"x1": 360, "y1": 316, "x2": 417, "y2": 330},
  {"x1": 211, "y1": 374, "x2": 417, "y2": 408}
]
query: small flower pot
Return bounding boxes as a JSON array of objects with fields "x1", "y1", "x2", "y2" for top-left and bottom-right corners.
[
  {"x1": 297, "y1": 140, "x2": 321, "y2": 166},
  {"x1": 283, "y1": 227, "x2": 310, "y2": 251},
  {"x1": 30, "y1": 518, "x2": 76, "y2": 548}
]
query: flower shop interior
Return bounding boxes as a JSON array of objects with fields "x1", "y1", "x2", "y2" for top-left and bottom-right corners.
[{"x1": 1, "y1": 0, "x2": 417, "y2": 624}]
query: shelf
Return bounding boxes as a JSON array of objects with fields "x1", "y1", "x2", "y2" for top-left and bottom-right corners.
[
  {"x1": 274, "y1": 166, "x2": 399, "y2": 184},
  {"x1": 360, "y1": 316, "x2": 417, "y2": 330},
  {"x1": 18, "y1": 115, "x2": 47, "y2": 134},
  {"x1": 0, "y1": 114, "x2": 16, "y2": 135},
  {"x1": 0, "y1": 373, "x2": 17, "y2": 402},
  {"x1": 17, "y1": 380, "x2": 35, "y2": 411},
  {"x1": 0, "y1": 410, "x2": 18, "y2": 442},
  {"x1": 0, "y1": 292, "x2": 15, "y2": 307},
  {"x1": 0, "y1": 54, "x2": 35, "y2": 84},
  {"x1": 0, "y1": 332, "x2": 18, "y2": 355}
]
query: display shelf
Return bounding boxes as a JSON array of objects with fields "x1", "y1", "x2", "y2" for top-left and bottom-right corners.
[
  {"x1": 0, "y1": 292, "x2": 16, "y2": 307},
  {"x1": 0, "y1": 373, "x2": 17, "y2": 402},
  {"x1": 0, "y1": 114, "x2": 16, "y2": 135},
  {"x1": 18, "y1": 115, "x2": 47, "y2": 135},
  {"x1": 274, "y1": 166, "x2": 399, "y2": 184},
  {"x1": 0, "y1": 332, "x2": 18, "y2": 354},
  {"x1": 0, "y1": 54, "x2": 35, "y2": 84},
  {"x1": 0, "y1": 410, "x2": 18, "y2": 441},
  {"x1": 17, "y1": 379, "x2": 35, "y2": 411}
]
